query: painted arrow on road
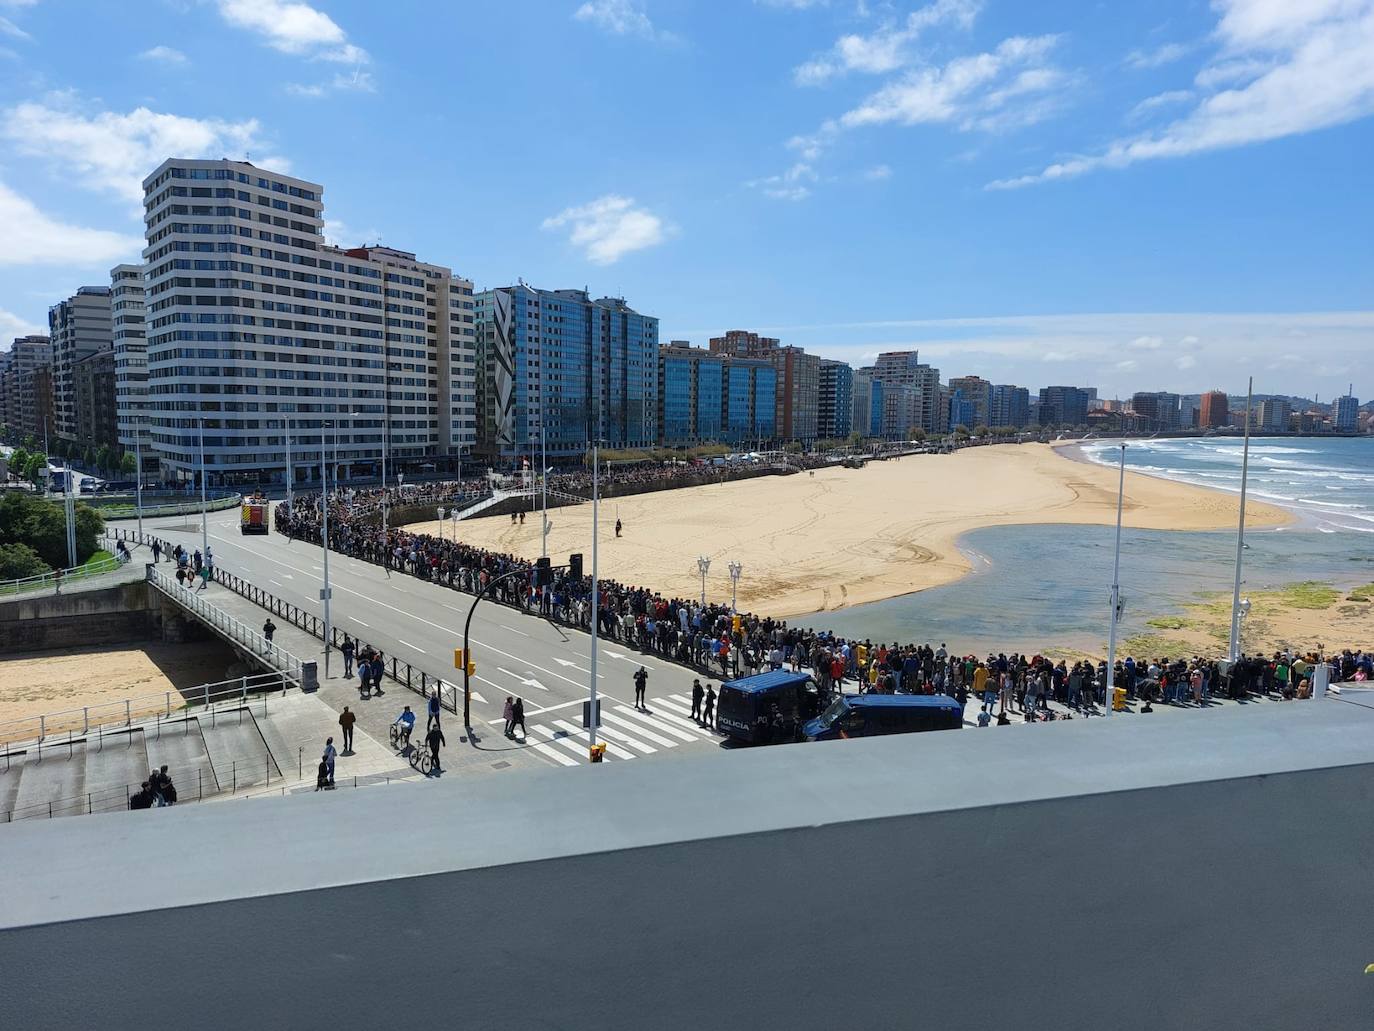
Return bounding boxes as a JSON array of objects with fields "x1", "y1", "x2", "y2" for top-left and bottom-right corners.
[
  {"x1": 554, "y1": 657, "x2": 604, "y2": 678},
  {"x1": 498, "y1": 667, "x2": 549, "y2": 691},
  {"x1": 602, "y1": 649, "x2": 629, "y2": 661}
]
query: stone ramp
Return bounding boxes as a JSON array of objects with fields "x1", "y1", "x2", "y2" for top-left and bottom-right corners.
[
  {"x1": 146, "y1": 720, "x2": 221, "y2": 803},
  {"x1": 11, "y1": 743, "x2": 86, "y2": 820},
  {"x1": 81, "y1": 731, "x2": 151, "y2": 815},
  {"x1": 197, "y1": 714, "x2": 279, "y2": 793},
  {"x1": 250, "y1": 692, "x2": 410, "y2": 789}
]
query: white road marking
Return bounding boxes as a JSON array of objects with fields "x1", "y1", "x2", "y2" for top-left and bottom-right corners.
[
  {"x1": 523, "y1": 696, "x2": 611, "y2": 718},
  {"x1": 601, "y1": 710, "x2": 679, "y2": 748},
  {"x1": 353, "y1": 619, "x2": 370, "y2": 628},
  {"x1": 497, "y1": 667, "x2": 549, "y2": 691},
  {"x1": 551, "y1": 720, "x2": 635, "y2": 760},
  {"x1": 397, "y1": 639, "x2": 426, "y2": 654},
  {"x1": 500, "y1": 625, "x2": 529, "y2": 637},
  {"x1": 270, "y1": 579, "x2": 282, "y2": 586},
  {"x1": 588, "y1": 720, "x2": 657, "y2": 753},
  {"x1": 526, "y1": 738, "x2": 578, "y2": 767},
  {"x1": 610, "y1": 706, "x2": 698, "y2": 743},
  {"x1": 644, "y1": 698, "x2": 715, "y2": 737},
  {"x1": 554, "y1": 657, "x2": 604, "y2": 678},
  {"x1": 530, "y1": 724, "x2": 593, "y2": 760}
]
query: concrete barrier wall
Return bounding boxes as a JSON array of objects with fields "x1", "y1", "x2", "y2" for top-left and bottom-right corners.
[
  {"x1": 2, "y1": 761, "x2": 1371, "y2": 1029},
  {"x1": 0, "y1": 582, "x2": 212, "y2": 653}
]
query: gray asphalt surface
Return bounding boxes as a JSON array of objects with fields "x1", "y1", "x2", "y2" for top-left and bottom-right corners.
[{"x1": 136, "y1": 505, "x2": 727, "y2": 770}]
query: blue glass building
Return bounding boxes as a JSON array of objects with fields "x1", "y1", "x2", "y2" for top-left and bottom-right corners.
[
  {"x1": 659, "y1": 343, "x2": 777, "y2": 447},
  {"x1": 818, "y1": 359, "x2": 853, "y2": 439}
]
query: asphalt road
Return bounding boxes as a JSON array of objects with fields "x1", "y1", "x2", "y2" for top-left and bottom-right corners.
[{"x1": 138, "y1": 505, "x2": 726, "y2": 770}]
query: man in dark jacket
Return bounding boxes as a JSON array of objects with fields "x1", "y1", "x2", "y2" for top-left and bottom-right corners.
[{"x1": 425, "y1": 724, "x2": 446, "y2": 774}]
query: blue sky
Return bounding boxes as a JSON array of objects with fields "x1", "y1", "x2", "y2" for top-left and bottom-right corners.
[{"x1": 1, "y1": 0, "x2": 1370, "y2": 401}]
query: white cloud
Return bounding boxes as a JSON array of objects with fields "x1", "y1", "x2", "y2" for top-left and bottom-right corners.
[
  {"x1": 793, "y1": 0, "x2": 980, "y2": 85},
  {"x1": 1129, "y1": 88, "x2": 1193, "y2": 119},
  {"x1": 216, "y1": 0, "x2": 369, "y2": 63},
  {"x1": 541, "y1": 195, "x2": 670, "y2": 264},
  {"x1": 0, "y1": 14, "x2": 28, "y2": 39},
  {"x1": 286, "y1": 68, "x2": 376, "y2": 97},
  {"x1": 1125, "y1": 41, "x2": 1191, "y2": 69},
  {"x1": 1130, "y1": 335, "x2": 1164, "y2": 350},
  {"x1": 748, "y1": 161, "x2": 817, "y2": 201},
  {"x1": 1, "y1": 97, "x2": 269, "y2": 203},
  {"x1": 757, "y1": 0, "x2": 828, "y2": 8},
  {"x1": 838, "y1": 34, "x2": 1061, "y2": 129},
  {"x1": 139, "y1": 45, "x2": 188, "y2": 65},
  {"x1": 1175, "y1": 354, "x2": 1198, "y2": 370},
  {"x1": 863, "y1": 163, "x2": 893, "y2": 180},
  {"x1": 574, "y1": 0, "x2": 676, "y2": 42},
  {"x1": 0, "y1": 305, "x2": 44, "y2": 340},
  {"x1": 0, "y1": 180, "x2": 141, "y2": 265},
  {"x1": 1115, "y1": 358, "x2": 1139, "y2": 372},
  {"x1": 990, "y1": 0, "x2": 1374, "y2": 189}
]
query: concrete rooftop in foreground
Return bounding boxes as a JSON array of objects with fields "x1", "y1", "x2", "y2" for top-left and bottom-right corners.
[{"x1": 3, "y1": 698, "x2": 1374, "y2": 1029}]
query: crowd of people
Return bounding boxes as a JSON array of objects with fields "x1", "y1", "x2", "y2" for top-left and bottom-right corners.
[
  {"x1": 273, "y1": 483, "x2": 1370, "y2": 722},
  {"x1": 128, "y1": 766, "x2": 177, "y2": 809}
]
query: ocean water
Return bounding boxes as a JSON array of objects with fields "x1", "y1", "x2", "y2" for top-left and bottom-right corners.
[
  {"x1": 1079, "y1": 436, "x2": 1374, "y2": 536},
  {"x1": 798, "y1": 436, "x2": 1374, "y2": 655}
]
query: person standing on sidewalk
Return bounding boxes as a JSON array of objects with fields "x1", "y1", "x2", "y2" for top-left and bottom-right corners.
[
  {"x1": 503, "y1": 697, "x2": 514, "y2": 737},
  {"x1": 322, "y1": 737, "x2": 337, "y2": 787},
  {"x1": 426, "y1": 688, "x2": 441, "y2": 731},
  {"x1": 703, "y1": 683, "x2": 716, "y2": 729},
  {"x1": 263, "y1": 618, "x2": 276, "y2": 642},
  {"x1": 151, "y1": 540, "x2": 162, "y2": 564},
  {"x1": 339, "y1": 706, "x2": 356, "y2": 753},
  {"x1": 511, "y1": 697, "x2": 526, "y2": 739},
  {"x1": 690, "y1": 678, "x2": 704, "y2": 721},
  {"x1": 341, "y1": 636, "x2": 356, "y2": 678},
  {"x1": 633, "y1": 666, "x2": 648, "y2": 709},
  {"x1": 371, "y1": 653, "x2": 385, "y2": 696}
]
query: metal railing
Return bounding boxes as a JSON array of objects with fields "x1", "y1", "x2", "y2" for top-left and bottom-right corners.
[
  {"x1": 211, "y1": 566, "x2": 459, "y2": 715},
  {"x1": 0, "y1": 671, "x2": 289, "y2": 751},
  {"x1": 87, "y1": 489, "x2": 243, "y2": 520},
  {"x1": 0, "y1": 553, "x2": 123, "y2": 598},
  {"x1": 146, "y1": 565, "x2": 305, "y2": 685}
]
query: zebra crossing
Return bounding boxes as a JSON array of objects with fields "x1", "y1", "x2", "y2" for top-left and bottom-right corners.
[{"x1": 521, "y1": 694, "x2": 722, "y2": 767}]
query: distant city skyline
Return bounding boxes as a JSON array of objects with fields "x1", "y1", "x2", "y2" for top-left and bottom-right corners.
[{"x1": 0, "y1": 1, "x2": 1370, "y2": 399}]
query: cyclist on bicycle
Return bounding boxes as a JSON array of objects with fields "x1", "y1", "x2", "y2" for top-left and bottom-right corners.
[{"x1": 393, "y1": 705, "x2": 416, "y2": 746}]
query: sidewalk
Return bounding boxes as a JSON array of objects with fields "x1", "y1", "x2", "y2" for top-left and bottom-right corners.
[{"x1": 169, "y1": 578, "x2": 326, "y2": 673}]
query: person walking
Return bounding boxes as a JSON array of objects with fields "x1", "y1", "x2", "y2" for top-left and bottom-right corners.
[
  {"x1": 370, "y1": 652, "x2": 385, "y2": 696},
  {"x1": 150, "y1": 540, "x2": 162, "y2": 564},
  {"x1": 341, "y1": 636, "x2": 356, "y2": 678},
  {"x1": 198, "y1": 564, "x2": 211, "y2": 590},
  {"x1": 633, "y1": 666, "x2": 648, "y2": 709},
  {"x1": 322, "y1": 737, "x2": 337, "y2": 787},
  {"x1": 703, "y1": 683, "x2": 716, "y2": 729},
  {"x1": 615, "y1": 518, "x2": 623, "y2": 538},
  {"x1": 425, "y1": 723, "x2": 446, "y2": 774},
  {"x1": 511, "y1": 697, "x2": 526, "y2": 739},
  {"x1": 503, "y1": 696, "x2": 514, "y2": 737},
  {"x1": 262, "y1": 618, "x2": 276, "y2": 642},
  {"x1": 426, "y1": 688, "x2": 441, "y2": 731},
  {"x1": 339, "y1": 706, "x2": 356, "y2": 753},
  {"x1": 690, "y1": 678, "x2": 704, "y2": 721}
]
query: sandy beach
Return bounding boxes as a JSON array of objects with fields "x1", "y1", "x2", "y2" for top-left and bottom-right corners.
[{"x1": 414, "y1": 443, "x2": 1292, "y2": 618}]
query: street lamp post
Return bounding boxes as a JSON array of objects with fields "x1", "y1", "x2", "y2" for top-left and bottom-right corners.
[
  {"x1": 134, "y1": 424, "x2": 144, "y2": 540},
  {"x1": 697, "y1": 554, "x2": 711, "y2": 608},
  {"x1": 320, "y1": 424, "x2": 333, "y2": 678},
  {"x1": 728, "y1": 560, "x2": 742, "y2": 613},
  {"x1": 589, "y1": 439, "x2": 601, "y2": 759},
  {"x1": 284, "y1": 418, "x2": 294, "y2": 512},
  {"x1": 1228, "y1": 377, "x2": 1254, "y2": 663},
  {"x1": 197, "y1": 417, "x2": 208, "y2": 559},
  {"x1": 1104, "y1": 443, "x2": 1126, "y2": 716}
]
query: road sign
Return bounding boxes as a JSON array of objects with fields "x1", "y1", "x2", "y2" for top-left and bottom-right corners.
[
  {"x1": 582, "y1": 699, "x2": 602, "y2": 729},
  {"x1": 318, "y1": 588, "x2": 332, "y2": 600}
]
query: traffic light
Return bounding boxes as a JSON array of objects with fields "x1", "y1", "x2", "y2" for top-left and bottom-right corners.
[
  {"x1": 467, "y1": 659, "x2": 477, "y2": 678},
  {"x1": 535, "y1": 556, "x2": 553, "y2": 586},
  {"x1": 454, "y1": 647, "x2": 467, "y2": 668},
  {"x1": 569, "y1": 552, "x2": 583, "y2": 580}
]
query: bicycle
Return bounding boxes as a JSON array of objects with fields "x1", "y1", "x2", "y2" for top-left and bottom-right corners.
[
  {"x1": 408, "y1": 742, "x2": 432, "y2": 775},
  {"x1": 389, "y1": 722, "x2": 414, "y2": 750}
]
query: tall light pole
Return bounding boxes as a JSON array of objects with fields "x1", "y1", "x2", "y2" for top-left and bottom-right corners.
[
  {"x1": 284, "y1": 417, "x2": 294, "y2": 512},
  {"x1": 63, "y1": 456, "x2": 76, "y2": 567},
  {"x1": 1228, "y1": 377, "x2": 1254, "y2": 663},
  {"x1": 134, "y1": 422, "x2": 144, "y2": 540},
  {"x1": 540, "y1": 418, "x2": 549, "y2": 559},
  {"x1": 697, "y1": 554, "x2": 711, "y2": 608},
  {"x1": 728, "y1": 560, "x2": 742, "y2": 613},
  {"x1": 380, "y1": 409, "x2": 388, "y2": 537},
  {"x1": 320, "y1": 419, "x2": 333, "y2": 678},
  {"x1": 588, "y1": 438, "x2": 600, "y2": 759},
  {"x1": 197, "y1": 417, "x2": 208, "y2": 558},
  {"x1": 1104, "y1": 443, "x2": 1126, "y2": 716}
]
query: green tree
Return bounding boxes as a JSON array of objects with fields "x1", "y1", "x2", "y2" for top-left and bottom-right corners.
[
  {"x1": 120, "y1": 452, "x2": 138, "y2": 476},
  {"x1": 908, "y1": 428, "x2": 926, "y2": 442},
  {"x1": 0, "y1": 541, "x2": 49, "y2": 580},
  {"x1": 953, "y1": 424, "x2": 970, "y2": 438},
  {"x1": 24, "y1": 453, "x2": 47, "y2": 484},
  {"x1": 847, "y1": 431, "x2": 862, "y2": 447},
  {"x1": 973, "y1": 424, "x2": 990, "y2": 438},
  {"x1": 10, "y1": 448, "x2": 29, "y2": 480},
  {"x1": 0, "y1": 491, "x2": 104, "y2": 570},
  {"x1": 95, "y1": 444, "x2": 113, "y2": 475}
]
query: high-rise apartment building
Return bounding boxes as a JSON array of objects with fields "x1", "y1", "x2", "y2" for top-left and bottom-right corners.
[
  {"x1": 473, "y1": 284, "x2": 658, "y2": 459},
  {"x1": 947, "y1": 390, "x2": 976, "y2": 431},
  {"x1": 947, "y1": 375, "x2": 991, "y2": 427},
  {"x1": 1038, "y1": 386, "x2": 1095, "y2": 427},
  {"x1": 880, "y1": 382, "x2": 919, "y2": 439},
  {"x1": 1257, "y1": 398, "x2": 1292, "y2": 432},
  {"x1": 72, "y1": 349, "x2": 118, "y2": 454},
  {"x1": 709, "y1": 331, "x2": 819, "y2": 442},
  {"x1": 870, "y1": 351, "x2": 941, "y2": 433},
  {"x1": 1, "y1": 335, "x2": 54, "y2": 442},
  {"x1": 990, "y1": 384, "x2": 1030, "y2": 429},
  {"x1": 1199, "y1": 390, "x2": 1229, "y2": 429},
  {"x1": 851, "y1": 369, "x2": 881, "y2": 438},
  {"x1": 817, "y1": 359, "x2": 853, "y2": 439},
  {"x1": 1131, "y1": 391, "x2": 1181, "y2": 431},
  {"x1": 49, "y1": 287, "x2": 112, "y2": 444},
  {"x1": 110, "y1": 263, "x2": 148, "y2": 454},
  {"x1": 1333, "y1": 391, "x2": 1360, "y2": 431},
  {"x1": 658, "y1": 342, "x2": 775, "y2": 447},
  {"x1": 141, "y1": 159, "x2": 474, "y2": 485}
]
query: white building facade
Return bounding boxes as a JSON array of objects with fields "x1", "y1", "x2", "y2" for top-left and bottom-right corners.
[{"x1": 110, "y1": 263, "x2": 148, "y2": 455}]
